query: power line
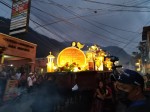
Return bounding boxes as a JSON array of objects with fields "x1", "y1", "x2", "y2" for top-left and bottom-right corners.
[
  {"x1": 34, "y1": 0, "x2": 150, "y2": 12},
  {"x1": 31, "y1": 5, "x2": 122, "y2": 45},
  {"x1": 0, "y1": 0, "x2": 11, "y2": 8},
  {"x1": 84, "y1": 0, "x2": 150, "y2": 18},
  {"x1": 83, "y1": 0, "x2": 150, "y2": 9},
  {"x1": 0, "y1": 0, "x2": 142, "y2": 52},
  {"x1": 0, "y1": 0, "x2": 70, "y2": 47},
  {"x1": 47, "y1": 0, "x2": 134, "y2": 42},
  {"x1": 48, "y1": 0, "x2": 146, "y2": 54},
  {"x1": 48, "y1": 0, "x2": 143, "y2": 54},
  {"x1": 0, "y1": 1, "x2": 63, "y2": 50},
  {"x1": 4, "y1": 0, "x2": 64, "y2": 49},
  {"x1": 117, "y1": 4, "x2": 150, "y2": 55},
  {"x1": 91, "y1": 20, "x2": 140, "y2": 34},
  {"x1": 32, "y1": 4, "x2": 141, "y2": 34},
  {"x1": 28, "y1": 1, "x2": 128, "y2": 45},
  {"x1": 33, "y1": 0, "x2": 149, "y2": 35}
]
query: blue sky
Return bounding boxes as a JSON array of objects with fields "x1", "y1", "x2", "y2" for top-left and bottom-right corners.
[{"x1": 1, "y1": 0, "x2": 150, "y2": 55}]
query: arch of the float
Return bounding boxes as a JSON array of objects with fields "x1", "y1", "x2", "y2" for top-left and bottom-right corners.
[
  {"x1": 57, "y1": 47, "x2": 86, "y2": 68},
  {"x1": 0, "y1": 33, "x2": 37, "y2": 72}
]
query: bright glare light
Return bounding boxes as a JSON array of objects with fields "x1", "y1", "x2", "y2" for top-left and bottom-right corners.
[
  {"x1": 4, "y1": 55, "x2": 10, "y2": 58},
  {"x1": 135, "y1": 63, "x2": 140, "y2": 66},
  {"x1": 41, "y1": 68, "x2": 43, "y2": 73},
  {"x1": 137, "y1": 68, "x2": 140, "y2": 71},
  {"x1": 73, "y1": 67, "x2": 79, "y2": 72},
  {"x1": 54, "y1": 66, "x2": 58, "y2": 70}
]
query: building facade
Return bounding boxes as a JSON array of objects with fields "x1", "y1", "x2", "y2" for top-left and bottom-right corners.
[
  {"x1": 140, "y1": 26, "x2": 150, "y2": 74},
  {"x1": 0, "y1": 33, "x2": 37, "y2": 72}
]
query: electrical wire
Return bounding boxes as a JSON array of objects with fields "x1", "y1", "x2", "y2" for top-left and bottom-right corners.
[
  {"x1": 83, "y1": 0, "x2": 150, "y2": 9},
  {"x1": 0, "y1": 0, "x2": 70, "y2": 49},
  {"x1": 47, "y1": 0, "x2": 134, "y2": 42},
  {"x1": 0, "y1": 0, "x2": 146, "y2": 53},
  {"x1": 34, "y1": 0, "x2": 150, "y2": 12},
  {"x1": 28, "y1": 0, "x2": 127, "y2": 45},
  {"x1": 31, "y1": 8, "x2": 122, "y2": 45},
  {"x1": 33, "y1": 0, "x2": 143, "y2": 35},
  {"x1": 32, "y1": 0, "x2": 150, "y2": 54},
  {"x1": 48, "y1": 0, "x2": 144, "y2": 54},
  {"x1": 32, "y1": 5, "x2": 141, "y2": 35}
]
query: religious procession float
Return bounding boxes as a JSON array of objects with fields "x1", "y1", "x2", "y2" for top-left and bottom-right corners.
[{"x1": 46, "y1": 42, "x2": 118, "y2": 91}]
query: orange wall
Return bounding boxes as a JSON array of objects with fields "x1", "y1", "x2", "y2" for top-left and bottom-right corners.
[
  {"x1": 0, "y1": 33, "x2": 37, "y2": 60},
  {"x1": 0, "y1": 33, "x2": 37, "y2": 72}
]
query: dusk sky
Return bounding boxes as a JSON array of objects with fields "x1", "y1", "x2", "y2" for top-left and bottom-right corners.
[{"x1": 1, "y1": 0, "x2": 150, "y2": 54}]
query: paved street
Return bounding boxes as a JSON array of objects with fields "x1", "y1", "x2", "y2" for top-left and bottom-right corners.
[
  {"x1": 0, "y1": 86, "x2": 150, "y2": 112},
  {"x1": 0, "y1": 93, "x2": 34, "y2": 112}
]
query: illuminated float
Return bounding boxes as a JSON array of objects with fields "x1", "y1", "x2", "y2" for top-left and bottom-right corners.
[
  {"x1": 57, "y1": 47, "x2": 86, "y2": 72},
  {"x1": 47, "y1": 42, "x2": 113, "y2": 72},
  {"x1": 46, "y1": 42, "x2": 115, "y2": 91}
]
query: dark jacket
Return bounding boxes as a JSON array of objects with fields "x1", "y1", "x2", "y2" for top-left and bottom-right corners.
[{"x1": 126, "y1": 97, "x2": 150, "y2": 112}]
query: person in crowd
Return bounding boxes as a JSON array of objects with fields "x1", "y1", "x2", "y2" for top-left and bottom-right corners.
[
  {"x1": 115, "y1": 69, "x2": 150, "y2": 112},
  {"x1": 36, "y1": 75, "x2": 44, "y2": 88},
  {"x1": 15, "y1": 72, "x2": 21, "y2": 80},
  {"x1": 103, "y1": 79, "x2": 114, "y2": 112},
  {"x1": 27, "y1": 72, "x2": 33, "y2": 93},
  {"x1": 31, "y1": 72, "x2": 37, "y2": 90},
  {"x1": 91, "y1": 80, "x2": 112, "y2": 112},
  {"x1": 19, "y1": 72, "x2": 27, "y2": 89}
]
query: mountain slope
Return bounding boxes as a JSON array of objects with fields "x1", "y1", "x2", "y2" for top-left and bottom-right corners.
[
  {"x1": 63, "y1": 42, "x2": 131, "y2": 65},
  {"x1": 0, "y1": 16, "x2": 67, "y2": 58},
  {"x1": 0, "y1": 16, "x2": 131, "y2": 65},
  {"x1": 103, "y1": 46, "x2": 131, "y2": 65},
  {"x1": 0, "y1": 17, "x2": 10, "y2": 34}
]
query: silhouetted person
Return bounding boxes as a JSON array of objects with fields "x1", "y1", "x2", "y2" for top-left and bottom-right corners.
[
  {"x1": 91, "y1": 80, "x2": 112, "y2": 112},
  {"x1": 115, "y1": 69, "x2": 150, "y2": 112}
]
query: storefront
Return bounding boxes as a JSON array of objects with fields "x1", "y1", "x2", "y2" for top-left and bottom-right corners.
[{"x1": 0, "y1": 33, "x2": 37, "y2": 72}]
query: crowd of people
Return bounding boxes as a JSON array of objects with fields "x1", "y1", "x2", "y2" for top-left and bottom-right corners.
[
  {"x1": 0, "y1": 67, "x2": 150, "y2": 112},
  {"x1": 90, "y1": 69, "x2": 150, "y2": 112},
  {"x1": 0, "y1": 66, "x2": 46, "y2": 95}
]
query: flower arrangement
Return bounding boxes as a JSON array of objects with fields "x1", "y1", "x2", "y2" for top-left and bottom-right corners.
[{"x1": 55, "y1": 62, "x2": 81, "y2": 72}]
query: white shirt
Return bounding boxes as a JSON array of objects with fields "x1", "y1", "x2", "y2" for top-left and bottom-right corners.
[
  {"x1": 27, "y1": 76, "x2": 33, "y2": 87},
  {"x1": 16, "y1": 73, "x2": 21, "y2": 80}
]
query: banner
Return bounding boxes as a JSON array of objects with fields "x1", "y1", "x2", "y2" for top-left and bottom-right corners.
[{"x1": 9, "y1": 0, "x2": 31, "y2": 35}]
